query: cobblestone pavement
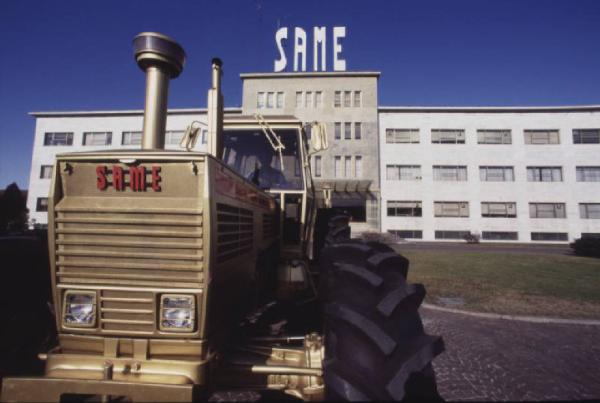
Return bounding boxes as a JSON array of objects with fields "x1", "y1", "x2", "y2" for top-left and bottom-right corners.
[{"x1": 421, "y1": 307, "x2": 600, "y2": 401}]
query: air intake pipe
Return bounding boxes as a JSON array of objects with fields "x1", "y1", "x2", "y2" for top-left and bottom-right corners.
[
  {"x1": 207, "y1": 58, "x2": 224, "y2": 159},
  {"x1": 133, "y1": 32, "x2": 186, "y2": 150}
]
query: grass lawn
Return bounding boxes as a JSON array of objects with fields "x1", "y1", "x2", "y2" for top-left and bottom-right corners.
[{"x1": 395, "y1": 248, "x2": 600, "y2": 319}]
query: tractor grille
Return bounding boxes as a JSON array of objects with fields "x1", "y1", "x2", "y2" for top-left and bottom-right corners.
[
  {"x1": 262, "y1": 212, "x2": 278, "y2": 240},
  {"x1": 216, "y1": 203, "x2": 253, "y2": 262},
  {"x1": 54, "y1": 207, "x2": 204, "y2": 288},
  {"x1": 99, "y1": 289, "x2": 156, "y2": 334}
]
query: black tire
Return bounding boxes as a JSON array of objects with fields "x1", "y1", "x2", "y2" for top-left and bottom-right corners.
[
  {"x1": 320, "y1": 241, "x2": 444, "y2": 401},
  {"x1": 325, "y1": 214, "x2": 351, "y2": 246}
]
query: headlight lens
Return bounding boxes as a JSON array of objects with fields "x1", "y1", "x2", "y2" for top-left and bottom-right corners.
[
  {"x1": 160, "y1": 294, "x2": 195, "y2": 331},
  {"x1": 63, "y1": 291, "x2": 96, "y2": 327}
]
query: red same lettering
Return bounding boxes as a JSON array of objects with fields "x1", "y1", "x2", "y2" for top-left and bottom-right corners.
[
  {"x1": 112, "y1": 166, "x2": 124, "y2": 191},
  {"x1": 96, "y1": 166, "x2": 107, "y2": 190},
  {"x1": 151, "y1": 166, "x2": 161, "y2": 191},
  {"x1": 129, "y1": 166, "x2": 146, "y2": 192}
]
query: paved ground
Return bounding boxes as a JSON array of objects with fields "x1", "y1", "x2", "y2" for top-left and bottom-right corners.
[{"x1": 421, "y1": 307, "x2": 600, "y2": 401}]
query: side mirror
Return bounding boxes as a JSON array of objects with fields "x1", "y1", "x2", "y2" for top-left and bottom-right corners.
[{"x1": 309, "y1": 122, "x2": 329, "y2": 152}]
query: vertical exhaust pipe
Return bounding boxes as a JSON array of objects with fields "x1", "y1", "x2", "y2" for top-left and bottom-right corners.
[
  {"x1": 133, "y1": 32, "x2": 186, "y2": 150},
  {"x1": 207, "y1": 58, "x2": 224, "y2": 158}
]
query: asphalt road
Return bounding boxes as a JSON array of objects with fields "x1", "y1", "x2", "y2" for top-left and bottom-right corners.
[{"x1": 421, "y1": 307, "x2": 600, "y2": 401}]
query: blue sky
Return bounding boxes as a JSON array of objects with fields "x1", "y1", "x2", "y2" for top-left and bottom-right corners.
[{"x1": 1, "y1": 0, "x2": 599, "y2": 188}]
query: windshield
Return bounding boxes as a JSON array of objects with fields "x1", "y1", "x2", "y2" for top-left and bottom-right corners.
[{"x1": 222, "y1": 128, "x2": 303, "y2": 190}]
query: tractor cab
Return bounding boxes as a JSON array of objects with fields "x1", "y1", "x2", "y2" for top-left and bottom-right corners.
[{"x1": 221, "y1": 115, "x2": 319, "y2": 260}]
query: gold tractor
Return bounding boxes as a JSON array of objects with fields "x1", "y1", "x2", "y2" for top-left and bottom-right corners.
[{"x1": 1, "y1": 33, "x2": 443, "y2": 402}]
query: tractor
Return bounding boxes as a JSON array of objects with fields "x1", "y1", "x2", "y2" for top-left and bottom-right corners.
[{"x1": 0, "y1": 32, "x2": 443, "y2": 402}]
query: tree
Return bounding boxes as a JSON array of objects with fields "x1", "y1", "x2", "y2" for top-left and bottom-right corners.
[{"x1": 0, "y1": 182, "x2": 29, "y2": 234}]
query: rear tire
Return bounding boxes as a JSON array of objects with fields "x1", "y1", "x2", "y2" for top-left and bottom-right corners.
[{"x1": 320, "y1": 240, "x2": 444, "y2": 401}]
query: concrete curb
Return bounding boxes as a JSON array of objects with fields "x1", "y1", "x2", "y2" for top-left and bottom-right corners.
[{"x1": 421, "y1": 303, "x2": 600, "y2": 326}]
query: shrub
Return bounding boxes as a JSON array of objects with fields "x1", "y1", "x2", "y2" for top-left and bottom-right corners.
[
  {"x1": 570, "y1": 237, "x2": 600, "y2": 258},
  {"x1": 464, "y1": 232, "x2": 480, "y2": 244}
]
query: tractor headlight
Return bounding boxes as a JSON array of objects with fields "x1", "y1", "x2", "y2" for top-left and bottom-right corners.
[
  {"x1": 63, "y1": 291, "x2": 96, "y2": 327},
  {"x1": 160, "y1": 294, "x2": 195, "y2": 332}
]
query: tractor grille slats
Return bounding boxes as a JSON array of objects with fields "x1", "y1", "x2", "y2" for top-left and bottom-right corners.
[
  {"x1": 55, "y1": 208, "x2": 203, "y2": 288},
  {"x1": 216, "y1": 203, "x2": 253, "y2": 262},
  {"x1": 99, "y1": 290, "x2": 156, "y2": 334}
]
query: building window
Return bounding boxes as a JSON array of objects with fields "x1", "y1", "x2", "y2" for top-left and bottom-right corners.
[
  {"x1": 36, "y1": 197, "x2": 48, "y2": 212},
  {"x1": 276, "y1": 92, "x2": 284, "y2": 108},
  {"x1": 355, "y1": 156, "x2": 362, "y2": 178},
  {"x1": 435, "y1": 230, "x2": 471, "y2": 240},
  {"x1": 354, "y1": 122, "x2": 362, "y2": 140},
  {"x1": 524, "y1": 129, "x2": 560, "y2": 144},
  {"x1": 479, "y1": 166, "x2": 514, "y2": 182},
  {"x1": 344, "y1": 156, "x2": 352, "y2": 177},
  {"x1": 434, "y1": 202, "x2": 469, "y2": 217},
  {"x1": 477, "y1": 129, "x2": 512, "y2": 144},
  {"x1": 582, "y1": 233, "x2": 600, "y2": 239},
  {"x1": 165, "y1": 130, "x2": 185, "y2": 145},
  {"x1": 40, "y1": 165, "x2": 53, "y2": 179},
  {"x1": 576, "y1": 166, "x2": 600, "y2": 182},
  {"x1": 386, "y1": 165, "x2": 421, "y2": 181},
  {"x1": 304, "y1": 91, "x2": 312, "y2": 108},
  {"x1": 353, "y1": 91, "x2": 362, "y2": 107},
  {"x1": 334, "y1": 156, "x2": 342, "y2": 178},
  {"x1": 44, "y1": 132, "x2": 73, "y2": 146},
  {"x1": 266, "y1": 92, "x2": 274, "y2": 108},
  {"x1": 527, "y1": 166, "x2": 563, "y2": 182},
  {"x1": 201, "y1": 130, "x2": 208, "y2": 144},
  {"x1": 313, "y1": 155, "x2": 322, "y2": 177},
  {"x1": 433, "y1": 166, "x2": 467, "y2": 181},
  {"x1": 295, "y1": 92, "x2": 302, "y2": 107},
  {"x1": 257, "y1": 92, "x2": 265, "y2": 108},
  {"x1": 580, "y1": 203, "x2": 600, "y2": 219},
  {"x1": 529, "y1": 203, "x2": 566, "y2": 218},
  {"x1": 343, "y1": 91, "x2": 352, "y2": 107},
  {"x1": 122, "y1": 131, "x2": 142, "y2": 146},
  {"x1": 481, "y1": 202, "x2": 517, "y2": 217},
  {"x1": 386, "y1": 129, "x2": 419, "y2": 144},
  {"x1": 573, "y1": 129, "x2": 600, "y2": 144},
  {"x1": 531, "y1": 232, "x2": 568, "y2": 241},
  {"x1": 389, "y1": 230, "x2": 422, "y2": 239},
  {"x1": 334, "y1": 122, "x2": 341, "y2": 140},
  {"x1": 344, "y1": 123, "x2": 352, "y2": 140},
  {"x1": 83, "y1": 132, "x2": 112, "y2": 146},
  {"x1": 482, "y1": 231, "x2": 518, "y2": 240},
  {"x1": 334, "y1": 91, "x2": 341, "y2": 107},
  {"x1": 315, "y1": 91, "x2": 323, "y2": 107},
  {"x1": 431, "y1": 129, "x2": 465, "y2": 144},
  {"x1": 387, "y1": 201, "x2": 422, "y2": 217}
]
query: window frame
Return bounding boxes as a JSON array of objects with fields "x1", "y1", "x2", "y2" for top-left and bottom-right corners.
[
  {"x1": 573, "y1": 129, "x2": 600, "y2": 144},
  {"x1": 481, "y1": 202, "x2": 517, "y2": 218},
  {"x1": 386, "y1": 164, "x2": 421, "y2": 181},
  {"x1": 524, "y1": 129, "x2": 560, "y2": 145},
  {"x1": 434, "y1": 201, "x2": 470, "y2": 217},
  {"x1": 479, "y1": 166, "x2": 514, "y2": 182},
  {"x1": 44, "y1": 132, "x2": 73, "y2": 146},
  {"x1": 387, "y1": 200, "x2": 422, "y2": 217},
  {"x1": 477, "y1": 129, "x2": 512, "y2": 144},
  {"x1": 83, "y1": 131, "x2": 112, "y2": 146},
  {"x1": 386, "y1": 128, "x2": 420, "y2": 144},
  {"x1": 40, "y1": 165, "x2": 53, "y2": 179},
  {"x1": 526, "y1": 166, "x2": 563, "y2": 182},
  {"x1": 529, "y1": 203, "x2": 566, "y2": 219},
  {"x1": 431, "y1": 129, "x2": 466, "y2": 144}
]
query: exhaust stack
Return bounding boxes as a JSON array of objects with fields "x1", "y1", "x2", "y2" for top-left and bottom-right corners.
[
  {"x1": 133, "y1": 32, "x2": 186, "y2": 150},
  {"x1": 207, "y1": 58, "x2": 224, "y2": 158}
]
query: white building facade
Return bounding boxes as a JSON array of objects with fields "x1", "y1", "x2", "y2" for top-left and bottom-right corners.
[
  {"x1": 379, "y1": 106, "x2": 600, "y2": 242},
  {"x1": 25, "y1": 76, "x2": 600, "y2": 242}
]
